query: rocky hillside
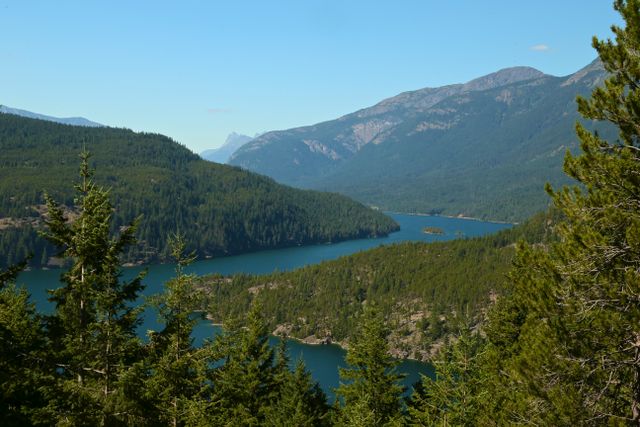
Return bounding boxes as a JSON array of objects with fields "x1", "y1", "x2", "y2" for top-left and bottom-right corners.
[{"x1": 230, "y1": 60, "x2": 612, "y2": 221}]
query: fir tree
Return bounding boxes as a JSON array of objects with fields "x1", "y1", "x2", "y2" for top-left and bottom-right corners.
[
  {"x1": 209, "y1": 301, "x2": 279, "y2": 425},
  {"x1": 263, "y1": 344, "x2": 330, "y2": 426},
  {"x1": 40, "y1": 150, "x2": 146, "y2": 425},
  {"x1": 143, "y1": 233, "x2": 213, "y2": 426},
  {"x1": 488, "y1": 0, "x2": 640, "y2": 423},
  {"x1": 0, "y1": 261, "x2": 48, "y2": 426},
  {"x1": 408, "y1": 326, "x2": 487, "y2": 426},
  {"x1": 335, "y1": 306, "x2": 405, "y2": 426}
]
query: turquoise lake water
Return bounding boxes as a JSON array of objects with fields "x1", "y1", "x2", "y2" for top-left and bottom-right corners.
[{"x1": 17, "y1": 213, "x2": 510, "y2": 399}]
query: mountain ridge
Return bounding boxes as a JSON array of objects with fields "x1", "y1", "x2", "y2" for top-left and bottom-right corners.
[
  {"x1": 229, "y1": 59, "x2": 610, "y2": 221},
  {"x1": 0, "y1": 105, "x2": 102, "y2": 127}
]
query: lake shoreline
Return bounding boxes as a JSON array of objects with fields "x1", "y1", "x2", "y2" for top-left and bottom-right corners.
[
  {"x1": 23, "y1": 213, "x2": 511, "y2": 273},
  {"x1": 383, "y1": 210, "x2": 516, "y2": 225},
  {"x1": 205, "y1": 315, "x2": 432, "y2": 363},
  {"x1": 20, "y1": 213, "x2": 508, "y2": 393}
]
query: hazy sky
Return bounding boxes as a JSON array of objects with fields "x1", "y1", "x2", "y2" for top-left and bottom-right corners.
[{"x1": 0, "y1": 1, "x2": 622, "y2": 153}]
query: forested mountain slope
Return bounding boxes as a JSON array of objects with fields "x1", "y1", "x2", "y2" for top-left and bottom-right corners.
[
  {"x1": 200, "y1": 211, "x2": 553, "y2": 360},
  {"x1": 230, "y1": 60, "x2": 613, "y2": 221},
  {"x1": 0, "y1": 113, "x2": 397, "y2": 268}
]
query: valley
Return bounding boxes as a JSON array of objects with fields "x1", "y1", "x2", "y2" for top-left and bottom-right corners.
[
  {"x1": 0, "y1": 113, "x2": 397, "y2": 269},
  {"x1": 17, "y1": 213, "x2": 507, "y2": 396},
  {"x1": 2, "y1": 1, "x2": 639, "y2": 423}
]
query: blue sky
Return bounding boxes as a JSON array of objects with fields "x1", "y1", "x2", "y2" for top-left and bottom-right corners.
[{"x1": 0, "y1": 1, "x2": 622, "y2": 153}]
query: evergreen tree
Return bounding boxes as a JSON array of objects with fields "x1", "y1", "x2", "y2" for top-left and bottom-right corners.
[
  {"x1": 408, "y1": 326, "x2": 487, "y2": 426},
  {"x1": 0, "y1": 261, "x2": 48, "y2": 426},
  {"x1": 40, "y1": 151, "x2": 146, "y2": 425},
  {"x1": 0, "y1": 257, "x2": 29, "y2": 287},
  {"x1": 487, "y1": 1, "x2": 640, "y2": 423},
  {"x1": 143, "y1": 233, "x2": 214, "y2": 426},
  {"x1": 335, "y1": 306, "x2": 405, "y2": 426},
  {"x1": 263, "y1": 344, "x2": 330, "y2": 426},
  {"x1": 209, "y1": 301, "x2": 279, "y2": 425}
]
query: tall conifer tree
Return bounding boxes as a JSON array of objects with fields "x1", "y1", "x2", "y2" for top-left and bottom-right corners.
[
  {"x1": 491, "y1": 1, "x2": 640, "y2": 423},
  {"x1": 0, "y1": 260, "x2": 48, "y2": 426},
  {"x1": 408, "y1": 326, "x2": 487, "y2": 426},
  {"x1": 41, "y1": 151, "x2": 145, "y2": 425},
  {"x1": 335, "y1": 306, "x2": 405, "y2": 426},
  {"x1": 209, "y1": 301, "x2": 279, "y2": 425},
  {"x1": 143, "y1": 233, "x2": 214, "y2": 426},
  {"x1": 263, "y1": 343, "x2": 330, "y2": 426}
]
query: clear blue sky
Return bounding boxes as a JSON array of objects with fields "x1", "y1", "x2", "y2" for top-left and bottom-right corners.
[{"x1": 0, "y1": 1, "x2": 622, "y2": 153}]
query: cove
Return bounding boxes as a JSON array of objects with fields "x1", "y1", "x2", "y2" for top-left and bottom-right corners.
[{"x1": 17, "y1": 213, "x2": 511, "y2": 398}]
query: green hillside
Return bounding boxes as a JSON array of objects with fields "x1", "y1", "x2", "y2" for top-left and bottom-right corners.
[
  {"x1": 199, "y1": 211, "x2": 554, "y2": 360},
  {"x1": 0, "y1": 113, "x2": 398, "y2": 268}
]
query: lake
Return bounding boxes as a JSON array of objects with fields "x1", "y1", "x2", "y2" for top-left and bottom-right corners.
[{"x1": 17, "y1": 213, "x2": 511, "y2": 399}]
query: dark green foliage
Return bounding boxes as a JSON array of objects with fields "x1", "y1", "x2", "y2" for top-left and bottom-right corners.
[
  {"x1": 39, "y1": 151, "x2": 147, "y2": 425},
  {"x1": 0, "y1": 112, "x2": 398, "y2": 269},
  {"x1": 201, "y1": 212, "x2": 552, "y2": 354},
  {"x1": 335, "y1": 306, "x2": 405, "y2": 426},
  {"x1": 207, "y1": 305, "x2": 331, "y2": 426},
  {"x1": 142, "y1": 234, "x2": 214, "y2": 426},
  {"x1": 0, "y1": 262, "x2": 48, "y2": 426},
  {"x1": 208, "y1": 302, "x2": 280, "y2": 425},
  {"x1": 0, "y1": 257, "x2": 30, "y2": 288},
  {"x1": 263, "y1": 344, "x2": 330, "y2": 426},
  {"x1": 408, "y1": 326, "x2": 487, "y2": 426},
  {"x1": 461, "y1": 2, "x2": 640, "y2": 424}
]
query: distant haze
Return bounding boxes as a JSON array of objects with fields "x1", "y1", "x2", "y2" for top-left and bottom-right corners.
[
  {"x1": 200, "y1": 132, "x2": 254, "y2": 164},
  {"x1": 0, "y1": 105, "x2": 102, "y2": 128}
]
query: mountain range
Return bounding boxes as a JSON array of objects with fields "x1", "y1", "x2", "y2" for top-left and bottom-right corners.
[
  {"x1": 229, "y1": 59, "x2": 612, "y2": 221},
  {"x1": 200, "y1": 132, "x2": 254, "y2": 163},
  {"x1": 0, "y1": 105, "x2": 102, "y2": 127}
]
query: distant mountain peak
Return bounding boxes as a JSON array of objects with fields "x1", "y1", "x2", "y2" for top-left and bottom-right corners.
[
  {"x1": 463, "y1": 66, "x2": 547, "y2": 92},
  {"x1": 201, "y1": 132, "x2": 253, "y2": 164},
  {"x1": 0, "y1": 105, "x2": 102, "y2": 127},
  {"x1": 351, "y1": 66, "x2": 547, "y2": 120},
  {"x1": 561, "y1": 58, "x2": 605, "y2": 87}
]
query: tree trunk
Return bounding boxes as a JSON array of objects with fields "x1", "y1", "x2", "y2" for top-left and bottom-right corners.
[{"x1": 633, "y1": 341, "x2": 640, "y2": 426}]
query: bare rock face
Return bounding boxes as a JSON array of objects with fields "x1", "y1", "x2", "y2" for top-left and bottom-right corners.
[
  {"x1": 561, "y1": 58, "x2": 605, "y2": 87},
  {"x1": 272, "y1": 323, "x2": 294, "y2": 337},
  {"x1": 301, "y1": 335, "x2": 333, "y2": 345},
  {"x1": 228, "y1": 65, "x2": 549, "y2": 186}
]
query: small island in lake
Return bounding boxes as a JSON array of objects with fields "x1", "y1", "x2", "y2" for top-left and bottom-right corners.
[{"x1": 422, "y1": 226, "x2": 445, "y2": 235}]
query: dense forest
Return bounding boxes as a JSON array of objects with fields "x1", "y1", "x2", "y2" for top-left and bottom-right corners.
[
  {"x1": 0, "y1": 114, "x2": 397, "y2": 269},
  {"x1": 199, "y1": 211, "x2": 553, "y2": 360},
  {"x1": 0, "y1": 155, "x2": 436, "y2": 426},
  {"x1": 2, "y1": 0, "x2": 640, "y2": 425}
]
